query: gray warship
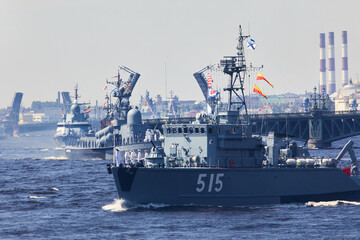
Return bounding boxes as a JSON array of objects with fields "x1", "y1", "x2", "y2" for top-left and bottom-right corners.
[
  {"x1": 107, "y1": 25, "x2": 360, "y2": 206},
  {"x1": 54, "y1": 85, "x2": 94, "y2": 147},
  {"x1": 64, "y1": 66, "x2": 162, "y2": 160}
]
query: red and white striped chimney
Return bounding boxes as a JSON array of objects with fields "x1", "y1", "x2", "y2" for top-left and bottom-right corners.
[
  {"x1": 328, "y1": 32, "x2": 336, "y2": 95},
  {"x1": 342, "y1": 31, "x2": 348, "y2": 87},
  {"x1": 319, "y1": 33, "x2": 326, "y2": 93}
]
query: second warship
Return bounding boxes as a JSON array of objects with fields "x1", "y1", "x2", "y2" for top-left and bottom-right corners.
[{"x1": 64, "y1": 66, "x2": 162, "y2": 160}]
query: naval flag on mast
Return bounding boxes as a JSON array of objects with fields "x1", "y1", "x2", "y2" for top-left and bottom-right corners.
[
  {"x1": 247, "y1": 38, "x2": 256, "y2": 50},
  {"x1": 207, "y1": 73, "x2": 213, "y2": 88},
  {"x1": 253, "y1": 84, "x2": 267, "y2": 99}
]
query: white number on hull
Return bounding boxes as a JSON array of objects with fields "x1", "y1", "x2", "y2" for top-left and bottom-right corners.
[
  {"x1": 196, "y1": 174, "x2": 207, "y2": 192},
  {"x1": 196, "y1": 173, "x2": 224, "y2": 193},
  {"x1": 214, "y1": 173, "x2": 224, "y2": 192}
]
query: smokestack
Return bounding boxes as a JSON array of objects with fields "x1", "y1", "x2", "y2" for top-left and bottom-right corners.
[
  {"x1": 319, "y1": 33, "x2": 326, "y2": 93},
  {"x1": 328, "y1": 32, "x2": 336, "y2": 95},
  {"x1": 342, "y1": 31, "x2": 348, "y2": 87}
]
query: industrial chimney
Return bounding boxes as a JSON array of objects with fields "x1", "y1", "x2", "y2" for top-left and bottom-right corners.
[
  {"x1": 319, "y1": 33, "x2": 326, "y2": 93},
  {"x1": 328, "y1": 32, "x2": 336, "y2": 95},
  {"x1": 342, "y1": 31, "x2": 348, "y2": 87}
]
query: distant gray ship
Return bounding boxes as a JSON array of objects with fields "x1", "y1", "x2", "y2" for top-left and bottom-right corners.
[
  {"x1": 107, "y1": 25, "x2": 360, "y2": 207},
  {"x1": 54, "y1": 85, "x2": 94, "y2": 147}
]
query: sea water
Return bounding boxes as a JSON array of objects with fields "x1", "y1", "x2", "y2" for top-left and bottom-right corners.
[{"x1": 1, "y1": 130, "x2": 360, "y2": 239}]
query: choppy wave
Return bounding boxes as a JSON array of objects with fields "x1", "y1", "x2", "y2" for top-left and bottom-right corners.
[
  {"x1": 102, "y1": 199, "x2": 127, "y2": 212},
  {"x1": 306, "y1": 200, "x2": 360, "y2": 207}
]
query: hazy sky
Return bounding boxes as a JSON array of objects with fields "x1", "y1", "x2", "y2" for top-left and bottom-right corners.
[{"x1": 1, "y1": 0, "x2": 359, "y2": 109}]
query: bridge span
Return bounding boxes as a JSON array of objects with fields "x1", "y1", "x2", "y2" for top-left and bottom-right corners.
[{"x1": 249, "y1": 110, "x2": 360, "y2": 148}]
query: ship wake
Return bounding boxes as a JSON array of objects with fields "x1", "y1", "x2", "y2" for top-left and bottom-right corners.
[
  {"x1": 102, "y1": 199, "x2": 128, "y2": 212},
  {"x1": 102, "y1": 199, "x2": 174, "y2": 212},
  {"x1": 306, "y1": 200, "x2": 360, "y2": 207}
]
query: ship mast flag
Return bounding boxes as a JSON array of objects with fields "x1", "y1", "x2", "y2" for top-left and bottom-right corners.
[
  {"x1": 253, "y1": 84, "x2": 267, "y2": 99},
  {"x1": 256, "y1": 72, "x2": 274, "y2": 88},
  {"x1": 207, "y1": 73, "x2": 213, "y2": 88},
  {"x1": 247, "y1": 38, "x2": 256, "y2": 50}
]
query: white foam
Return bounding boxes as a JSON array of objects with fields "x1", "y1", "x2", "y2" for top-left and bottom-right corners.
[
  {"x1": 50, "y1": 187, "x2": 59, "y2": 191},
  {"x1": 43, "y1": 156, "x2": 68, "y2": 160},
  {"x1": 102, "y1": 199, "x2": 127, "y2": 212},
  {"x1": 55, "y1": 147, "x2": 64, "y2": 150},
  {"x1": 306, "y1": 200, "x2": 360, "y2": 207},
  {"x1": 29, "y1": 196, "x2": 46, "y2": 199},
  {"x1": 40, "y1": 149, "x2": 49, "y2": 152},
  {"x1": 138, "y1": 202, "x2": 171, "y2": 209}
]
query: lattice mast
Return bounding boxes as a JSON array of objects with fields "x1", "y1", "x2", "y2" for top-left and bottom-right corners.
[{"x1": 220, "y1": 25, "x2": 249, "y2": 115}]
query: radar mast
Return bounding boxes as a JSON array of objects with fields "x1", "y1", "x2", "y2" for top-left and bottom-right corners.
[{"x1": 220, "y1": 25, "x2": 249, "y2": 115}]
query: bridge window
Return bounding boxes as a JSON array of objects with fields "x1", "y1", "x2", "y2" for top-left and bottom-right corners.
[
  {"x1": 195, "y1": 128, "x2": 199, "y2": 133},
  {"x1": 201, "y1": 128, "x2": 205, "y2": 133},
  {"x1": 184, "y1": 127, "x2": 188, "y2": 133},
  {"x1": 189, "y1": 127, "x2": 193, "y2": 134},
  {"x1": 178, "y1": 128, "x2": 182, "y2": 133},
  {"x1": 167, "y1": 128, "x2": 171, "y2": 134},
  {"x1": 172, "y1": 128, "x2": 177, "y2": 133}
]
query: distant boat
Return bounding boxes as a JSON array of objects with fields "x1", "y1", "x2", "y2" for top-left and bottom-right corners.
[{"x1": 54, "y1": 85, "x2": 94, "y2": 147}]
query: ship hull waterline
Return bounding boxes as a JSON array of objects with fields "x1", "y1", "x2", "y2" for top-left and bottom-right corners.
[{"x1": 111, "y1": 167, "x2": 360, "y2": 206}]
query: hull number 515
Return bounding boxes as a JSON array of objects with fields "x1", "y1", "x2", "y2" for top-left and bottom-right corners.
[{"x1": 196, "y1": 173, "x2": 224, "y2": 193}]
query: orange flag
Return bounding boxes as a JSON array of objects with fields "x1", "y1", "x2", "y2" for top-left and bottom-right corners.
[
  {"x1": 253, "y1": 84, "x2": 268, "y2": 99},
  {"x1": 256, "y1": 72, "x2": 274, "y2": 88}
]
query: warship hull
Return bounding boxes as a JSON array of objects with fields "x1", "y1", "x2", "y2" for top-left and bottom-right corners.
[
  {"x1": 65, "y1": 146, "x2": 109, "y2": 160},
  {"x1": 111, "y1": 167, "x2": 360, "y2": 206}
]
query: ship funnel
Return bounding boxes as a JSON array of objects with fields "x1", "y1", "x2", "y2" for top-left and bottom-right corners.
[
  {"x1": 319, "y1": 33, "x2": 326, "y2": 93},
  {"x1": 342, "y1": 31, "x2": 349, "y2": 87},
  {"x1": 328, "y1": 32, "x2": 336, "y2": 94}
]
